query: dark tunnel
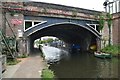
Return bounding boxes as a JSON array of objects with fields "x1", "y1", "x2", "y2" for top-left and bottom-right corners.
[{"x1": 28, "y1": 23, "x2": 98, "y2": 53}]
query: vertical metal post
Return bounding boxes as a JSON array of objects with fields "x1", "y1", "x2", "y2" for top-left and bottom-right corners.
[
  {"x1": 27, "y1": 37, "x2": 31, "y2": 54},
  {"x1": 118, "y1": 1, "x2": 120, "y2": 12},
  {"x1": 112, "y1": 2, "x2": 113, "y2": 13},
  {"x1": 105, "y1": 6, "x2": 107, "y2": 12},
  {"x1": 115, "y1": 0, "x2": 117, "y2": 13},
  {"x1": 0, "y1": 57, "x2": 2, "y2": 80},
  {"x1": 0, "y1": 30, "x2": 2, "y2": 55},
  {"x1": 108, "y1": 4, "x2": 111, "y2": 13},
  {"x1": 108, "y1": 3, "x2": 111, "y2": 46}
]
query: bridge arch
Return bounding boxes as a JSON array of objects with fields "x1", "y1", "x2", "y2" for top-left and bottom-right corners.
[
  {"x1": 28, "y1": 22, "x2": 100, "y2": 38},
  {"x1": 26, "y1": 22, "x2": 100, "y2": 53}
]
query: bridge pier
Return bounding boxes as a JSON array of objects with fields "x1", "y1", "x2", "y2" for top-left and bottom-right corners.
[
  {"x1": 26, "y1": 37, "x2": 31, "y2": 55},
  {"x1": 96, "y1": 38, "x2": 101, "y2": 51},
  {"x1": 17, "y1": 38, "x2": 27, "y2": 56},
  {"x1": 26, "y1": 37, "x2": 34, "y2": 54}
]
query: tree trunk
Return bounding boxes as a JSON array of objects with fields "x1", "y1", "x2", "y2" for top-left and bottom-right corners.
[{"x1": 108, "y1": 26, "x2": 111, "y2": 46}]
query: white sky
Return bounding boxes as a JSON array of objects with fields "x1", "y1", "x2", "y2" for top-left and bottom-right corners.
[{"x1": 29, "y1": 0, "x2": 106, "y2": 11}]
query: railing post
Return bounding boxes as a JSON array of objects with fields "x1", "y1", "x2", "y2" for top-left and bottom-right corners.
[{"x1": 0, "y1": 56, "x2": 2, "y2": 80}]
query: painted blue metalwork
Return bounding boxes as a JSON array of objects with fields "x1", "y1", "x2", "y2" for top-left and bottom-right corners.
[{"x1": 24, "y1": 16, "x2": 101, "y2": 38}]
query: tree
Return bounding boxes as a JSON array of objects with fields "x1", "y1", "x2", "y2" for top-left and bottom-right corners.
[
  {"x1": 106, "y1": 13, "x2": 112, "y2": 46},
  {"x1": 46, "y1": 38, "x2": 54, "y2": 43},
  {"x1": 99, "y1": 13, "x2": 112, "y2": 47},
  {"x1": 99, "y1": 14, "x2": 105, "y2": 31}
]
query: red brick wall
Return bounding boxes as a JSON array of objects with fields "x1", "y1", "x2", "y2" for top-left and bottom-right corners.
[
  {"x1": 5, "y1": 13, "x2": 24, "y2": 37},
  {"x1": 112, "y1": 13, "x2": 120, "y2": 45}
]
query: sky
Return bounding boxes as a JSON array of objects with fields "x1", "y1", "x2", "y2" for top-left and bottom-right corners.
[{"x1": 29, "y1": 0, "x2": 106, "y2": 11}]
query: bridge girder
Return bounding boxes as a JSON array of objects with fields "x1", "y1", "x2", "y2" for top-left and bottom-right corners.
[
  {"x1": 24, "y1": 16, "x2": 101, "y2": 53},
  {"x1": 24, "y1": 16, "x2": 101, "y2": 39}
]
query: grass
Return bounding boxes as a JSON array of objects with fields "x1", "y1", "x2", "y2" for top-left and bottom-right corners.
[
  {"x1": 41, "y1": 68, "x2": 55, "y2": 80},
  {"x1": 101, "y1": 45, "x2": 120, "y2": 56},
  {"x1": 17, "y1": 54, "x2": 28, "y2": 58},
  {"x1": 7, "y1": 59, "x2": 21, "y2": 65}
]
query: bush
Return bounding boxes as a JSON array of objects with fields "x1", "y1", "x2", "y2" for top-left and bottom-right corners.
[
  {"x1": 41, "y1": 68, "x2": 55, "y2": 80},
  {"x1": 7, "y1": 59, "x2": 21, "y2": 65},
  {"x1": 101, "y1": 45, "x2": 120, "y2": 56},
  {"x1": 18, "y1": 54, "x2": 28, "y2": 58}
]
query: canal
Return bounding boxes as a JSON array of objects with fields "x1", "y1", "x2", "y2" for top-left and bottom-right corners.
[{"x1": 41, "y1": 46, "x2": 119, "y2": 78}]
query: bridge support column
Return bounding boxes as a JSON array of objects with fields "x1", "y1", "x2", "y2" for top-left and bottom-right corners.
[
  {"x1": 27, "y1": 37, "x2": 31, "y2": 54},
  {"x1": 80, "y1": 33, "x2": 92, "y2": 51},
  {"x1": 96, "y1": 38, "x2": 101, "y2": 51},
  {"x1": 17, "y1": 38, "x2": 27, "y2": 56},
  {"x1": 26, "y1": 37, "x2": 34, "y2": 54}
]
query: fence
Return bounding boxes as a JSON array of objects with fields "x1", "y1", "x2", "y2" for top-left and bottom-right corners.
[
  {"x1": 0, "y1": 55, "x2": 6, "y2": 80},
  {"x1": 0, "y1": 55, "x2": 2, "y2": 80}
]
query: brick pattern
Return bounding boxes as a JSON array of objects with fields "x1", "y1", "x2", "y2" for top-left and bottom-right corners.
[
  {"x1": 5, "y1": 13, "x2": 24, "y2": 37},
  {"x1": 112, "y1": 13, "x2": 120, "y2": 45}
]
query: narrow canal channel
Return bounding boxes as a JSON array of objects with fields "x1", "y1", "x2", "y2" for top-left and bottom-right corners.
[{"x1": 41, "y1": 46, "x2": 118, "y2": 78}]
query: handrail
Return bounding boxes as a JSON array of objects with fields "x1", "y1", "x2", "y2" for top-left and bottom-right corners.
[
  {"x1": 4, "y1": 15, "x2": 16, "y2": 38},
  {"x1": 0, "y1": 29, "x2": 15, "y2": 59}
]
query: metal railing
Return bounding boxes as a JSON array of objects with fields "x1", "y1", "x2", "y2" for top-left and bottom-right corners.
[
  {"x1": 0, "y1": 55, "x2": 7, "y2": 80},
  {"x1": 0, "y1": 29, "x2": 15, "y2": 59},
  {"x1": 103, "y1": 0, "x2": 120, "y2": 14}
]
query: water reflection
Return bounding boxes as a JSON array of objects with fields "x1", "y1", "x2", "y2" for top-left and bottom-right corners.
[
  {"x1": 41, "y1": 46, "x2": 118, "y2": 78},
  {"x1": 96, "y1": 58, "x2": 118, "y2": 78}
]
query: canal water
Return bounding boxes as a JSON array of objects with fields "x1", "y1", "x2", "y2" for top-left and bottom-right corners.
[{"x1": 41, "y1": 46, "x2": 119, "y2": 78}]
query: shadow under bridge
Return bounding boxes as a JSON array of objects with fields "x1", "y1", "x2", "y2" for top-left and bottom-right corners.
[{"x1": 25, "y1": 22, "x2": 101, "y2": 53}]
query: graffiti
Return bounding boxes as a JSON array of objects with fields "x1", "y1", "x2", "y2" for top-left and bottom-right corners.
[{"x1": 11, "y1": 19, "x2": 23, "y2": 25}]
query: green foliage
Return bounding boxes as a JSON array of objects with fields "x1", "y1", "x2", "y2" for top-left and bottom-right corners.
[
  {"x1": 41, "y1": 68, "x2": 55, "y2": 80},
  {"x1": 98, "y1": 13, "x2": 112, "y2": 46},
  {"x1": 2, "y1": 47, "x2": 16, "y2": 58},
  {"x1": 18, "y1": 54, "x2": 28, "y2": 58},
  {"x1": 106, "y1": 13, "x2": 112, "y2": 46},
  {"x1": 106, "y1": 13, "x2": 112, "y2": 28},
  {"x1": 99, "y1": 14, "x2": 105, "y2": 30},
  {"x1": 101, "y1": 45, "x2": 120, "y2": 56},
  {"x1": 46, "y1": 38, "x2": 54, "y2": 43},
  {"x1": 98, "y1": 13, "x2": 112, "y2": 30},
  {"x1": 7, "y1": 59, "x2": 21, "y2": 65},
  {"x1": 72, "y1": 9, "x2": 77, "y2": 17},
  {"x1": 10, "y1": 10, "x2": 17, "y2": 16},
  {"x1": 39, "y1": 40, "x2": 47, "y2": 44},
  {"x1": 39, "y1": 38, "x2": 54, "y2": 44},
  {"x1": 43, "y1": 8, "x2": 47, "y2": 14},
  {"x1": 1, "y1": 36, "x2": 16, "y2": 59}
]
